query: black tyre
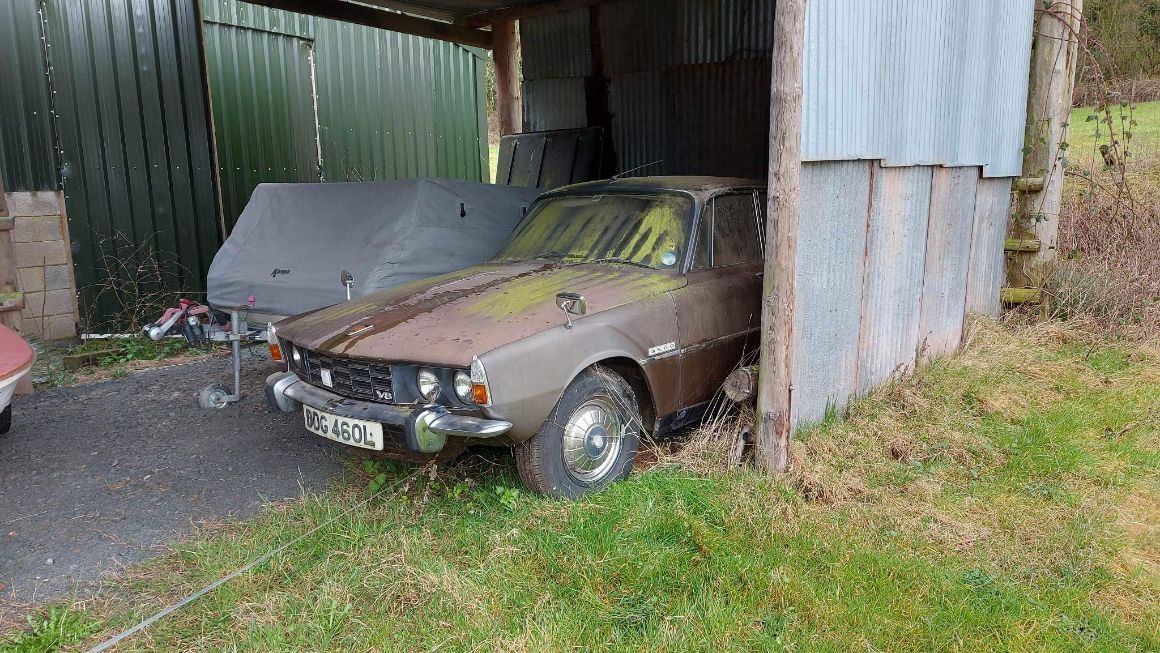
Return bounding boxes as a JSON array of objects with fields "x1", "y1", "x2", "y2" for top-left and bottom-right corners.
[
  {"x1": 516, "y1": 366, "x2": 642, "y2": 498},
  {"x1": 0, "y1": 405, "x2": 10, "y2": 435}
]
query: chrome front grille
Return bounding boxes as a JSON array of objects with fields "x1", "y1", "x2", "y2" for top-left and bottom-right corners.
[{"x1": 301, "y1": 349, "x2": 394, "y2": 403}]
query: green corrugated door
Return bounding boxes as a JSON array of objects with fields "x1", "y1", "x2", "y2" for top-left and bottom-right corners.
[
  {"x1": 44, "y1": 0, "x2": 220, "y2": 331},
  {"x1": 204, "y1": 23, "x2": 322, "y2": 229}
]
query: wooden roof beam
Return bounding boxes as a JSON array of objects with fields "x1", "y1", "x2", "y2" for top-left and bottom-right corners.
[
  {"x1": 243, "y1": 0, "x2": 495, "y2": 49},
  {"x1": 456, "y1": 0, "x2": 605, "y2": 28}
]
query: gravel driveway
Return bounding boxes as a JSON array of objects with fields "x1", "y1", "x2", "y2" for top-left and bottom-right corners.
[{"x1": 0, "y1": 354, "x2": 352, "y2": 619}]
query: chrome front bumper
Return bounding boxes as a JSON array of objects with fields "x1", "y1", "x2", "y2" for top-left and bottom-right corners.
[{"x1": 265, "y1": 371, "x2": 511, "y2": 453}]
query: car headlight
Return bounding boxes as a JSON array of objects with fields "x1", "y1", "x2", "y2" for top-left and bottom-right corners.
[
  {"x1": 292, "y1": 345, "x2": 302, "y2": 364},
  {"x1": 453, "y1": 370, "x2": 473, "y2": 402},
  {"x1": 417, "y1": 368, "x2": 440, "y2": 402}
]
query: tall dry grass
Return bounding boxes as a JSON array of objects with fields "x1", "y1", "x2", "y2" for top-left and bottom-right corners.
[
  {"x1": 1073, "y1": 77, "x2": 1160, "y2": 107},
  {"x1": 1051, "y1": 152, "x2": 1160, "y2": 340}
]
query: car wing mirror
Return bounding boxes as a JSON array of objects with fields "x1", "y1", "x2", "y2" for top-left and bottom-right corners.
[
  {"x1": 340, "y1": 270, "x2": 355, "y2": 300},
  {"x1": 555, "y1": 292, "x2": 586, "y2": 329}
]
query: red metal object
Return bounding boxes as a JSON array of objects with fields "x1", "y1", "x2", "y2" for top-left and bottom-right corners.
[{"x1": 0, "y1": 324, "x2": 34, "y2": 432}]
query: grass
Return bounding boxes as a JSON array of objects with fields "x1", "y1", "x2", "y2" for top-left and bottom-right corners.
[
  {"x1": 31, "y1": 337, "x2": 213, "y2": 389},
  {"x1": 6, "y1": 319, "x2": 1157, "y2": 652},
  {"x1": 489, "y1": 143, "x2": 500, "y2": 183},
  {"x1": 1068, "y1": 100, "x2": 1160, "y2": 162}
]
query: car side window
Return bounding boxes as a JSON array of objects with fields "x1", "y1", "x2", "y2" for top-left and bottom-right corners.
[{"x1": 711, "y1": 192, "x2": 765, "y2": 266}]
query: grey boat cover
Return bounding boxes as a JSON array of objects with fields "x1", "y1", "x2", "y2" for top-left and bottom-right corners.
[{"x1": 207, "y1": 178, "x2": 542, "y2": 321}]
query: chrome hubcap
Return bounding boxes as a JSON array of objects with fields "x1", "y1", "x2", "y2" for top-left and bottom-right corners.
[{"x1": 562, "y1": 397, "x2": 624, "y2": 483}]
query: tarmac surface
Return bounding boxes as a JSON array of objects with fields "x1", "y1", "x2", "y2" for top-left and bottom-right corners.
[{"x1": 0, "y1": 353, "x2": 352, "y2": 622}]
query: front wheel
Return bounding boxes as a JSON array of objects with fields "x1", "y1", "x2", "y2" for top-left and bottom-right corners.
[{"x1": 516, "y1": 367, "x2": 642, "y2": 498}]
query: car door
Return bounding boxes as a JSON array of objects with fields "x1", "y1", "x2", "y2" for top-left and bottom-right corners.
[{"x1": 673, "y1": 191, "x2": 765, "y2": 409}]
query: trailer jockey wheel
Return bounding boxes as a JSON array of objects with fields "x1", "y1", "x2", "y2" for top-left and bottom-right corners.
[{"x1": 199, "y1": 383, "x2": 232, "y2": 410}]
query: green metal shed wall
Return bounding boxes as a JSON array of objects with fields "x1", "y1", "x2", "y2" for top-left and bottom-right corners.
[
  {"x1": 44, "y1": 0, "x2": 221, "y2": 328},
  {"x1": 203, "y1": 22, "x2": 323, "y2": 227},
  {"x1": 202, "y1": 0, "x2": 489, "y2": 191},
  {"x1": 0, "y1": 0, "x2": 489, "y2": 329},
  {"x1": 0, "y1": 0, "x2": 58, "y2": 192}
]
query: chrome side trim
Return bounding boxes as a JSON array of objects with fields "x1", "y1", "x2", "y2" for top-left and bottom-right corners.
[{"x1": 429, "y1": 412, "x2": 512, "y2": 438}]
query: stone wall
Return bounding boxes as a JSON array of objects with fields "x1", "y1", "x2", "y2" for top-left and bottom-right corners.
[{"x1": 6, "y1": 192, "x2": 78, "y2": 340}]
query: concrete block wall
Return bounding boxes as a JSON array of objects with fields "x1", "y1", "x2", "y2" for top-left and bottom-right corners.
[{"x1": 6, "y1": 192, "x2": 78, "y2": 340}]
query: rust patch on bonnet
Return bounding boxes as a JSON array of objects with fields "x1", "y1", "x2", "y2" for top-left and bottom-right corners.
[{"x1": 276, "y1": 261, "x2": 686, "y2": 367}]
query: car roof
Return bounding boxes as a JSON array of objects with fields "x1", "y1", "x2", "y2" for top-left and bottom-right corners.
[{"x1": 544, "y1": 175, "x2": 766, "y2": 198}]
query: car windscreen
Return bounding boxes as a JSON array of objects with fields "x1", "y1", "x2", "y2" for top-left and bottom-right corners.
[{"x1": 494, "y1": 193, "x2": 694, "y2": 270}]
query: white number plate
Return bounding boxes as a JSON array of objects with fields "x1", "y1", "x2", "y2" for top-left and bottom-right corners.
[{"x1": 303, "y1": 405, "x2": 384, "y2": 451}]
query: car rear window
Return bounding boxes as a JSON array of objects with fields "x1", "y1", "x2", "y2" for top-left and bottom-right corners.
[{"x1": 495, "y1": 193, "x2": 694, "y2": 270}]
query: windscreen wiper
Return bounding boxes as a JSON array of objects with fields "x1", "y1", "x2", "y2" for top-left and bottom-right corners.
[
  {"x1": 533, "y1": 251, "x2": 587, "y2": 262},
  {"x1": 589, "y1": 257, "x2": 653, "y2": 269}
]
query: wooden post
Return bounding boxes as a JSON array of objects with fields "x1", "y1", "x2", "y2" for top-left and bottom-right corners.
[
  {"x1": 492, "y1": 20, "x2": 523, "y2": 136},
  {"x1": 757, "y1": 0, "x2": 807, "y2": 473},
  {"x1": 1009, "y1": 0, "x2": 1084, "y2": 288}
]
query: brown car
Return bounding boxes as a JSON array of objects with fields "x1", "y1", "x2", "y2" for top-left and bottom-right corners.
[{"x1": 266, "y1": 176, "x2": 766, "y2": 497}]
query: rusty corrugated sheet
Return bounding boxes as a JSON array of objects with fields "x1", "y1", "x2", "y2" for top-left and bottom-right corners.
[
  {"x1": 523, "y1": 78, "x2": 587, "y2": 132},
  {"x1": 917, "y1": 167, "x2": 980, "y2": 358},
  {"x1": 608, "y1": 71, "x2": 668, "y2": 176},
  {"x1": 0, "y1": 0, "x2": 57, "y2": 192},
  {"x1": 792, "y1": 160, "x2": 872, "y2": 428},
  {"x1": 519, "y1": 7, "x2": 590, "y2": 81},
  {"x1": 966, "y1": 178, "x2": 1013, "y2": 318},
  {"x1": 598, "y1": 0, "x2": 771, "y2": 76},
  {"x1": 856, "y1": 165, "x2": 932, "y2": 395},
  {"x1": 664, "y1": 59, "x2": 770, "y2": 178}
]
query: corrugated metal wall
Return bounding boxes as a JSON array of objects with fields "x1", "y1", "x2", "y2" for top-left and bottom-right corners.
[
  {"x1": 203, "y1": 22, "x2": 322, "y2": 227},
  {"x1": 965, "y1": 179, "x2": 1013, "y2": 318},
  {"x1": 0, "y1": 0, "x2": 57, "y2": 192},
  {"x1": 202, "y1": 0, "x2": 489, "y2": 194},
  {"x1": 917, "y1": 167, "x2": 979, "y2": 358},
  {"x1": 0, "y1": 0, "x2": 489, "y2": 327},
  {"x1": 790, "y1": 161, "x2": 1012, "y2": 427},
  {"x1": 856, "y1": 166, "x2": 931, "y2": 395},
  {"x1": 802, "y1": 0, "x2": 1034, "y2": 177},
  {"x1": 521, "y1": 0, "x2": 1035, "y2": 178},
  {"x1": 516, "y1": 0, "x2": 1031, "y2": 424},
  {"x1": 45, "y1": 0, "x2": 221, "y2": 328},
  {"x1": 792, "y1": 161, "x2": 870, "y2": 425}
]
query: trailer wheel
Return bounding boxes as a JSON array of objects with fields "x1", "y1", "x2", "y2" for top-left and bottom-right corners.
[
  {"x1": 515, "y1": 366, "x2": 641, "y2": 499},
  {"x1": 199, "y1": 383, "x2": 232, "y2": 410},
  {"x1": 0, "y1": 405, "x2": 10, "y2": 434}
]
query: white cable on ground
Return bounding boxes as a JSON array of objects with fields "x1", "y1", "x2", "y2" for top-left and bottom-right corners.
[{"x1": 84, "y1": 469, "x2": 422, "y2": 653}]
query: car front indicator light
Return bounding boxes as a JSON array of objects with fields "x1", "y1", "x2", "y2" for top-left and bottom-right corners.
[
  {"x1": 470, "y1": 357, "x2": 492, "y2": 406},
  {"x1": 267, "y1": 322, "x2": 283, "y2": 362},
  {"x1": 471, "y1": 383, "x2": 489, "y2": 405}
]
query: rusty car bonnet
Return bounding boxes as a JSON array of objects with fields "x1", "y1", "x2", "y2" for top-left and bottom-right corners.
[{"x1": 274, "y1": 261, "x2": 687, "y2": 367}]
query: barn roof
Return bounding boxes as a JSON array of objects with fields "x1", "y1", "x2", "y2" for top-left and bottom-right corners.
[{"x1": 243, "y1": 0, "x2": 598, "y2": 48}]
